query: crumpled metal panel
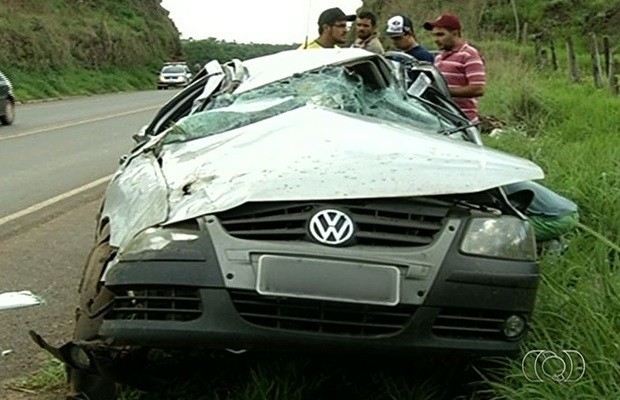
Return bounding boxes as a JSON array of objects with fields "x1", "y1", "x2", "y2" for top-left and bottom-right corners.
[
  {"x1": 102, "y1": 154, "x2": 169, "y2": 248},
  {"x1": 160, "y1": 105, "x2": 544, "y2": 225},
  {"x1": 0, "y1": 291, "x2": 43, "y2": 311},
  {"x1": 106, "y1": 51, "x2": 545, "y2": 250}
]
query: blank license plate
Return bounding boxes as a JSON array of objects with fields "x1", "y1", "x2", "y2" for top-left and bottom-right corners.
[{"x1": 256, "y1": 255, "x2": 400, "y2": 306}]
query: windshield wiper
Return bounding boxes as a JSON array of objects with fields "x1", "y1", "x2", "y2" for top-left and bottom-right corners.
[{"x1": 438, "y1": 121, "x2": 479, "y2": 136}]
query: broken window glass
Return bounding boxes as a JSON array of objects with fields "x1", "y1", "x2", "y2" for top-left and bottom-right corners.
[{"x1": 162, "y1": 66, "x2": 455, "y2": 145}]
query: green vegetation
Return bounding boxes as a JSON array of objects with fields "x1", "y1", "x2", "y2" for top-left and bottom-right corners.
[
  {"x1": 364, "y1": 0, "x2": 620, "y2": 55},
  {"x1": 6, "y1": 66, "x2": 159, "y2": 101},
  {"x1": 181, "y1": 38, "x2": 297, "y2": 72},
  {"x1": 0, "y1": 0, "x2": 182, "y2": 101},
  {"x1": 0, "y1": 0, "x2": 181, "y2": 71},
  {"x1": 477, "y1": 42, "x2": 620, "y2": 399},
  {"x1": 6, "y1": 357, "x2": 65, "y2": 392},
  {"x1": 0, "y1": 1, "x2": 297, "y2": 102}
]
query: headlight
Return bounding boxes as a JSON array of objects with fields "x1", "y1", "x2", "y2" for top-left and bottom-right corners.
[
  {"x1": 460, "y1": 217, "x2": 537, "y2": 261},
  {"x1": 121, "y1": 227, "x2": 199, "y2": 258}
]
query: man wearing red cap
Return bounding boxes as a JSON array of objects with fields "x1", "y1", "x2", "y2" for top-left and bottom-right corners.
[{"x1": 424, "y1": 14, "x2": 485, "y2": 123}]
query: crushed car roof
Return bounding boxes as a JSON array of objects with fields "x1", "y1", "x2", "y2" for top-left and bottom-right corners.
[{"x1": 234, "y1": 48, "x2": 378, "y2": 94}]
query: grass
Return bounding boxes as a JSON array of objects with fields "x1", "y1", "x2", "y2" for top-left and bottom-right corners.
[
  {"x1": 472, "y1": 41, "x2": 620, "y2": 400},
  {"x1": 4, "y1": 66, "x2": 159, "y2": 102},
  {"x1": 8, "y1": 37, "x2": 620, "y2": 400},
  {"x1": 6, "y1": 357, "x2": 66, "y2": 392},
  {"x1": 0, "y1": 1, "x2": 180, "y2": 73}
]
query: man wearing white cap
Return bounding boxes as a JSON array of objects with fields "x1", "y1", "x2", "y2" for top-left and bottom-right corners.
[{"x1": 385, "y1": 14, "x2": 434, "y2": 62}]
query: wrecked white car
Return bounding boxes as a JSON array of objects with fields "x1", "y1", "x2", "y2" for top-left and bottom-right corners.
[{"x1": 32, "y1": 48, "x2": 543, "y2": 399}]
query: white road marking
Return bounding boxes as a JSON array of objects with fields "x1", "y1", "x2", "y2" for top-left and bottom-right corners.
[
  {"x1": 0, "y1": 105, "x2": 159, "y2": 142},
  {"x1": 0, "y1": 174, "x2": 114, "y2": 227}
]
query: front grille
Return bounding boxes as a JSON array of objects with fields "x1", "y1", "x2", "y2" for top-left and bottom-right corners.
[
  {"x1": 229, "y1": 289, "x2": 416, "y2": 336},
  {"x1": 432, "y1": 308, "x2": 512, "y2": 340},
  {"x1": 105, "y1": 286, "x2": 202, "y2": 322},
  {"x1": 217, "y1": 198, "x2": 450, "y2": 247}
]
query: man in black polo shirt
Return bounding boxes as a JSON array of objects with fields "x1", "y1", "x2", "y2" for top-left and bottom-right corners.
[{"x1": 385, "y1": 14, "x2": 434, "y2": 62}]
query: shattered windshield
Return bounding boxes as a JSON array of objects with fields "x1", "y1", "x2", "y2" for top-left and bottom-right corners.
[{"x1": 162, "y1": 66, "x2": 454, "y2": 145}]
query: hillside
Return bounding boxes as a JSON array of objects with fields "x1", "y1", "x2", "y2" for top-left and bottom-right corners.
[
  {"x1": 362, "y1": 0, "x2": 620, "y2": 50},
  {"x1": 3, "y1": 0, "x2": 620, "y2": 74},
  {"x1": 0, "y1": 0, "x2": 182, "y2": 71}
]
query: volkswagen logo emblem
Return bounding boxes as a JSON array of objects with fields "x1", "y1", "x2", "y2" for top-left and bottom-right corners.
[{"x1": 308, "y1": 209, "x2": 355, "y2": 245}]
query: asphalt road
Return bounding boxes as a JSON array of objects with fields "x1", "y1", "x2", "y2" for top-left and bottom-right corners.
[
  {"x1": 0, "y1": 89, "x2": 179, "y2": 393},
  {"x1": 0, "y1": 90, "x2": 177, "y2": 218}
]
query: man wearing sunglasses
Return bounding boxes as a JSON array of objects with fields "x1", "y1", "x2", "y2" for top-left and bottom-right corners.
[
  {"x1": 385, "y1": 14, "x2": 434, "y2": 62},
  {"x1": 299, "y1": 7, "x2": 355, "y2": 49}
]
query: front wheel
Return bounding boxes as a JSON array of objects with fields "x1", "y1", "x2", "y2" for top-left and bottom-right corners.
[{"x1": 69, "y1": 225, "x2": 119, "y2": 400}]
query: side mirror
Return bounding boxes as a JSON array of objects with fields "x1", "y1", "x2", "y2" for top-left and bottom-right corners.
[
  {"x1": 132, "y1": 125, "x2": 148, "y2": 144},
  {"x1": 506, "y1": 189, "x2": 534, "y2": 213}
]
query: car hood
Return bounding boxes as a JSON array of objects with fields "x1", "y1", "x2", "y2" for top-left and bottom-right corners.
[{"x1": 105, "y1": 105, "x2": 544, "y2": 249}]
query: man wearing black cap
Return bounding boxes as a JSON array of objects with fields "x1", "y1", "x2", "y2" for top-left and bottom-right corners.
[
  {"x1": 385, "y1": 14, "x2": 434, "y2": 62},
  {"x1": 299, "y1": 7, "x2": 356, "y2": 49}
]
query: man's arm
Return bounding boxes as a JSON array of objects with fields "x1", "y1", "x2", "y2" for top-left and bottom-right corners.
[{"x1": 450, "y1": 84, "x2": 484, "y2": 98}]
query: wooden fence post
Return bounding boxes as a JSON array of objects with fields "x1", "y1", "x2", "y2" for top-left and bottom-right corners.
[
  {"x1": 603, "y1": 35, "x2": 611, "y2": 77},
  {"x1": 521, "y1": 22, "x2": 528, "y2": 45},
  {"x1": 609, "y1": 51, "x2": 618, "y2": 96},
  {"x1": 589, "y1": 33, "x2": 603, "y2": 88},
  {"x1": 566, "y1": 37, "x2": 581, "y2": 83},
  {"x1": 534, "y1": 37, "x2": 543, "y2": 68},
  {"x1": 511, "y1": 0, "x2": 520, "y2": 43},
  {"x1": 540, "y1": 49, "x2": 549, "y2": 69},
  {"x1": 550, "y1": 39, "x2": 558, "y2": 71}
]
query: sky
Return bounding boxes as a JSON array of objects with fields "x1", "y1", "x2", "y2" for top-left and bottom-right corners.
[{"x1": 160, "y1": 0, "x2": 363, "y2": 45}]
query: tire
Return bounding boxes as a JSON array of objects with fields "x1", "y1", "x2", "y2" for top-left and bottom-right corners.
[
  {"x1": 0, "y1": 99, "x2": 15, "y2": 125},
  {"x1": 69, "y1": 225, "x2": 119, "y2": 400}
]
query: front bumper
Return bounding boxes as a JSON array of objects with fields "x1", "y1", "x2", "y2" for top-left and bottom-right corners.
[
  {"x1": 96, "y1": 212, "x2": 538, "y2": 358},
  {"x1": 158, "y1": 78, "x2": 188, "y2": 88}
]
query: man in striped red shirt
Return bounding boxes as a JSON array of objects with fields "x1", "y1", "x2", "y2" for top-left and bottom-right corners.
[{"x1": 423, "y1": 14, "x2": 485, "y2": 122}]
